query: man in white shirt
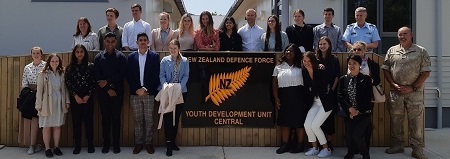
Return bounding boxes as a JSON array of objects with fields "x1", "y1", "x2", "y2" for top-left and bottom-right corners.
[
  {"x1": 238, "y1": 9, "x2": 264, "y2": 51},
  {"x1": 122, "y1": 3, "x2": 152, "y2": 51}
]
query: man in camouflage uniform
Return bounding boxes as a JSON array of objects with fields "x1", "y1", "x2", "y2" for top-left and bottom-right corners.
[{"x1": 382, "y1": 26, "x2": 431, "y2": 159}]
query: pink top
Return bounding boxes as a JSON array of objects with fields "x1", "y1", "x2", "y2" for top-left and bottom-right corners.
[{"x1": 194, "y1": 29, "x2": 220, "y2": 51}]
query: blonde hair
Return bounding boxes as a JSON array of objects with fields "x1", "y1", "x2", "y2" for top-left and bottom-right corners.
[
  {"x1": 178, "y1": 14, "x2": 194, "y2": 37},
  {"x1": 353, "y1": 41, "x2": 367, "y2": 51}
]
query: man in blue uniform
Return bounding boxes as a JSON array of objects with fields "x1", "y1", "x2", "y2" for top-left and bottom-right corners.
[{"x1": 343, "y1": 7, "x2": 380, "y2": 51}]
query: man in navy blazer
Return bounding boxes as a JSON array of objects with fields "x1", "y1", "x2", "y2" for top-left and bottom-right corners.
[{"x1": 126, "y1": 32, "x2": 160, "y2": 154}]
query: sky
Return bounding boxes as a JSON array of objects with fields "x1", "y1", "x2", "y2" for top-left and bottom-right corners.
[{"x1": 183, "y1": 0, "x2": 234, "y2": 15}]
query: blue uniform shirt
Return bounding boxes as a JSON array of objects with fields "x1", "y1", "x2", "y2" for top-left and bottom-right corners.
[{"x1": 342, "y1": 22, "x2": 381, "y2": 45}]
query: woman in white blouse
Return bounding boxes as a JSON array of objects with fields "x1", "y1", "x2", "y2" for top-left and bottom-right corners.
[
  {"x1": 20, "y1": 46, "x2": 46, "y2": 155},
  {"x1": 272, "y1": 43, "x2": 308, "y2": 154},
  {"x1": 174, "y1": 14, "x2": 196, "y2": 51},
  {"x1": 72, "y1": 17, "x2": 99, "y2": 51}
]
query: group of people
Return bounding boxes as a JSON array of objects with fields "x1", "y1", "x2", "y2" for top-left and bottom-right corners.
[
  {"x1": 20, "y1": 5, "x2": 190, "y2": 157},
  {"x1": 271, "y1": 8, "x2": 430, "y2": 159},
  {"x1": 68, "y1": 4, "x2": 377, "y2": 54},
  {"x1": 17, "y1": 3, "x2": 430, "y2": 159}
]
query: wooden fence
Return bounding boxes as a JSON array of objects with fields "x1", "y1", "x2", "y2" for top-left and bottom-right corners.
[{"x1": 0, "y1": 51, "x2": 410, "y2": 147}]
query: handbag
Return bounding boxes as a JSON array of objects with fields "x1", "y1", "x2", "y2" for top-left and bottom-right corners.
[{"x1": 372, "y1": 84, "x2": 386, "y2": 103}]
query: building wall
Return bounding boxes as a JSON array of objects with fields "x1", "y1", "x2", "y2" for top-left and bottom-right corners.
[
  {"x1": 0, "y1": 0, "x2": 182, "y2": 56},
  {"x1": 232, "y1": 0, "x2": 272, "y2": 30},
  {"x1": 289, "y1": 0, "x2": 344, "y2": 27},
  {"x1": 191, "y1": 15, "x2": 225, "y2": 30}
]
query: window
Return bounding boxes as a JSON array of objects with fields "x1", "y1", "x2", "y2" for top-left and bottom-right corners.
[{"x1": 345, "y1": 0, "x2": 414, "y2": 54}]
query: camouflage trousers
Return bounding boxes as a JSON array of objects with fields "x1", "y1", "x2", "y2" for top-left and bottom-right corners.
[{"x1": 387, "y1": 90, "x2": 425, "y2": 148}]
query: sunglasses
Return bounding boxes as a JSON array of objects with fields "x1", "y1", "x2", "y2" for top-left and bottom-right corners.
[{"x1": 352, "y1": 48, "x2": 362, "y2": 51}]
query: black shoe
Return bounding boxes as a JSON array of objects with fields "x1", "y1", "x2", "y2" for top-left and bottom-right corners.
[
  {"x1": 276, "y1": 144, "x2": 290, "y2": 154},
  {"x1": 88, "y1": 146, "x2": 95, "y2": 153},
  {"x1": 45, "y1": 149, "x2": 53, "y2": 158},
  {"x1": 102, "y1": 146, "x2": 109, "y2": 154},
  {"x1": 166, "y1": 145, "x2": 173, "y2": 156},
  {"x1": 113, "y1": 147, "x2": 120, "y2": 154},
  {"x1": 344, "y1": 153, "x2": 355, "y2": 159},
  {"x1": 362, "y1": 155, "x2": 370, "y2": 159},
  {"x1": 53, "y1": 147, "x2": 63, "y2": 156},
  {"x1": 289, "y1": 145, "x2": 303, "y2": 153},
  {"x1": 172, "y1": 143, "x2": 180, "y2": 151},
  {"x1": 73, "y1": 147, "x2": 81, "y2": 154}
]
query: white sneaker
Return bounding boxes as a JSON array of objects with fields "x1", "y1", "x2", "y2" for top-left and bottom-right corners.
[
  {"x1": 305, "y1": 147, "x2": 319, "y2": 156},
  {"x1": 317, "y1": 148, "x2": 332, "y2": 158},
  {"x1": 27, "y1": 146, "x2": 34, "y2": 155}
]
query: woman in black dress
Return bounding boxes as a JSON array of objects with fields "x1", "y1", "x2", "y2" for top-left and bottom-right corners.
[
  {"x1": 272, "y1": 43, "x2": 307, "y2": 154},
  {"x1": 65, "y1": 44, "x2": 96, "y2": 154}
]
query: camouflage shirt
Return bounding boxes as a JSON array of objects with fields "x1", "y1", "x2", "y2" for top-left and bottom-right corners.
[{"x1": 381, "y1": 44, "x2": 431, "y2": 91}]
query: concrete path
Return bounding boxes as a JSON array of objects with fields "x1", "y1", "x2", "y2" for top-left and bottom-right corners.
[{"x1": 0, "y1": 128, "x2": 448, "y2": 159}]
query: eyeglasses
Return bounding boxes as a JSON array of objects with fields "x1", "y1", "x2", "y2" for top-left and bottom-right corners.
[{"x1": 352, "y1": 48, "x2": 362, "y2": 52}]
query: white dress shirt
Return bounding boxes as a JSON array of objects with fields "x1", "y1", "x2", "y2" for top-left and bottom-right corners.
[
  {"x1": 238, "y1": 24, "x2": 264, "y2": 51},
  {"x1": 122, "y1": 19, "x2": 152, "y2": 50},
  {"x1": 138, "y1": 50, "x2": 148, "y2": 86}
]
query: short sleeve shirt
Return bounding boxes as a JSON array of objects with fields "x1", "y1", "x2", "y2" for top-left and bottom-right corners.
[
  {"x1": 342, "y1": 22, "x2": 381, "y2": 45},
  {"x1": 381, "y1": 44, "x2": 431, "y2": 90},
  {"x1": 272, "y1": 62, "x2": 304, "y2": 88},
  {"x1": 22, "y1": 61, "x2": 46, "y2": 88}
]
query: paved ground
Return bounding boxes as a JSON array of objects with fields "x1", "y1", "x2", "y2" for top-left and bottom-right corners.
[{"x1": 1, "y1": 128, "x2": 449, "y2": 159}]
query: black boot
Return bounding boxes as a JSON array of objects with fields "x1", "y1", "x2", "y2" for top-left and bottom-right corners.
[
  {"x1": 172, "y1": 141, "x2": 180, "y2": 151},
  {"x1": 166, "y1": 141, "x2": 173, "y2": 156},
  {"x1": 276, "y1": 143, "x2": 290, "y2": 154},
  {"x1": 87, "y1": 140, "x2": 95, "y2": 153}
]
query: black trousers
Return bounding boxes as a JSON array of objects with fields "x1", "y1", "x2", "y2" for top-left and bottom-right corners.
[
  {"x1": 163, "y1": 93, "x2": 186, "y2": 143},
  {"x1": 70, "y1": 96, "x2": 94, "y2": 146},
  {"x1": 344, "y1": 114, "x2": 371, "y2": 157},
  {"x1": 98, "y1": 89, "x2": 123, "y2": 148}
]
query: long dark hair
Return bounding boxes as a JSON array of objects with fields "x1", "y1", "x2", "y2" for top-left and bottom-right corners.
[
  {"x1": 302, "y1": 51, "x2": 319, "y2": 70},
  {"x1": 279, "y1": 43, "x2": 302, "y2": 68},
  {"x1": 66, "y1": 44, "x2": 89, "y2": 74},
  {"x1": 264, "y1": 15, "x2": 282, "y2": 51},
  {"x1": 42, "y1": 53, "x2": 64, "y2": 75},
  {"x1": 73, "y1": 17, "x2": 92, "y2": 37},
  {"x1": 220, "y1": 17, "x2": 238, "y2": 34},
  {"x1": 316, "y1": 36, "x2": 333, "y2": 62}
]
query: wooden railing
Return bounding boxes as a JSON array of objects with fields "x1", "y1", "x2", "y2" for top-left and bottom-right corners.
[{"x1": 0, "y1": 51, "x2": 407, "y2": 147}]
